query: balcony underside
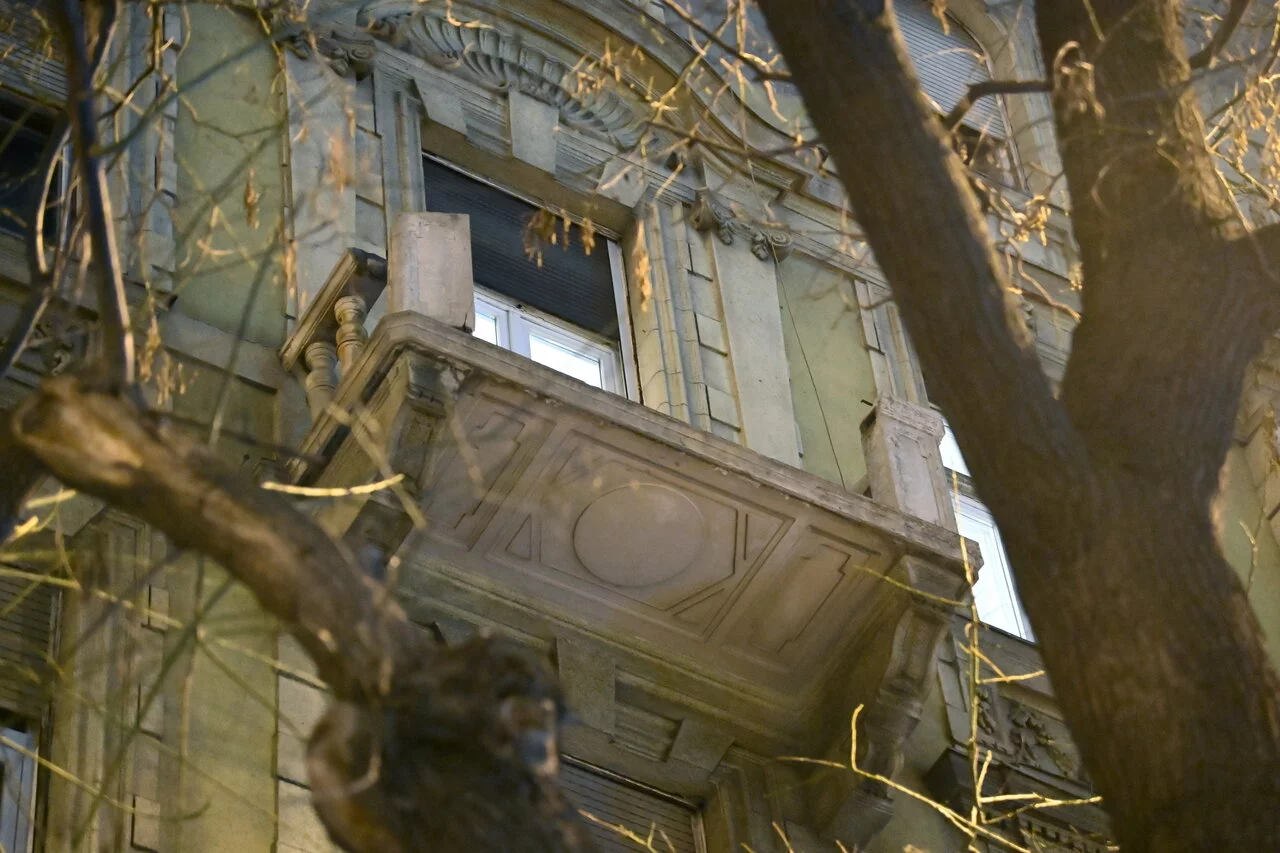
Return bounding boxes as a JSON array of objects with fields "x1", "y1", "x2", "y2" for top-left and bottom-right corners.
[{"x1": 293, "y1": 309, "x2": 964, "y2": 738}]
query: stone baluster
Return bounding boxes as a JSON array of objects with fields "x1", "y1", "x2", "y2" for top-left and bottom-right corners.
[
  {"x1": 334, "y1": 294, "x2": 369, "y2": 372},
  {"x1": 303, "y1": 340, "x2": 338, "y2": 419}
]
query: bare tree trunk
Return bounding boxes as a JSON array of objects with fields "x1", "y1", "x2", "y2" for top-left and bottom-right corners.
[{"x1": 757, "y1": 0, "x2": 1280, "y2": 850}]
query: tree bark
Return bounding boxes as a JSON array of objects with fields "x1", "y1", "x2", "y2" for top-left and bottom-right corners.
[{"x1": 757, "y1": 0, "x2": 1280, "y2": 850}]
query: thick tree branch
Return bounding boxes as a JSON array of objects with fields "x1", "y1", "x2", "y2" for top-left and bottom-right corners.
[
  {"x1": 1038, "y1": 0, "x2": 1261, "y2": 501},
  {"x1": 759, "y1": 1, "x2": 1280, "y2": 852},
  {"x1": 5, "y1": 377, "x2": 592, "y2": 852},
  {"x1": 1189, "y1": 0, "x2": 1251, "y2": 69},
  {"x1": 0, "y1": 413, "x2": 47, "y2": 544},
  {"x1": 756, "y1": 0, "x2": 1087, "y2": 540},
  {"x1": 12, "y1": 377, "x2": 416, "y2": 690},
  {"x1": 942, "y1": 79, "x2": 1050, "y2": 131}
]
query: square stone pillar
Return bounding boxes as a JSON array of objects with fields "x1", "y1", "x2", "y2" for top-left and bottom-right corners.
[
  {"x1": 388, "y1": 212, "x2": 476, "y2": 331},
  {"x1": 861, "y1": 396, "x2": 956, "y2": 530}
]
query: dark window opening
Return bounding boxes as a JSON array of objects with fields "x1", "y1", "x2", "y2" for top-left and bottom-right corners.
[
  {"x1": 0, "y1": 98, "x2": 59, "y2": 238},
  {"x1": 954, "y1": 125, "x2": 1017, "y2": 189},
  {"x1": 422, "y1": 156, "x2": 619, "y2": 338}
]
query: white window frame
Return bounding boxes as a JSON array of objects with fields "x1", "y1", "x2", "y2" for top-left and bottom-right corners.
[
  {"x1": 941, "y1": 424, "x2": 1034, "y2": 640},
  {"x1": 0, "y1": 727, "x2": 36, "y2": 853},
  {"x1": 422, "y1": 154, "x2": 640, "y2": 399},
  {"x1": 474, "y1": 288, "x2": 623, "y2": 394}
]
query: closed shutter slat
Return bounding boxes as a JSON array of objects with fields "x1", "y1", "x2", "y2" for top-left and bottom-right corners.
[
  {"x1": 570, "y1": 792, "x2": 694, "y2": 837},
  {"x1": 897, "y1": 2, "x2": 1007, "y2": 136},
  {"x1": 560, "y1": 762, "x2": 699, "y2": 853},
  {"x1": 0, "y1": 0, "x2": 68, "y2": 102},
  {"x1": 0, "y1": 573, "x2": 53, "y2": 719}
]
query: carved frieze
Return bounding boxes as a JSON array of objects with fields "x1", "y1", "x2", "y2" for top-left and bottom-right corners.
[
  {"x1": 355, "y1": 7, "x2": 645, "y2": 146},
  {"x1": 936, "y1": 625, "x2": 1094, "y2": 797},
  {"x1": 689, "y1": 188, "x2": 793, "y2": 262}
]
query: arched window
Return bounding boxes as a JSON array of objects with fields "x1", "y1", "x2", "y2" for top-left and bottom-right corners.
[
  {"x1": 897, "y1": 2, "x2": 1018, "y2": 185},
  {"x1": 681, "y1": 1, "x2": 1019, "y2": 183}
]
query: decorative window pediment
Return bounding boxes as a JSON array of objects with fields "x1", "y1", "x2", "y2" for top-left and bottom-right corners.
[{"x1": 355, "y1": 5, "x2": 646, "y2": 146}]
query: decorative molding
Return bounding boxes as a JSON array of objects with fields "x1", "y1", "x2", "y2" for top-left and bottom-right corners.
[
  {"x1": 29, "y1": 318, "x2": 83, "y2": 377},
  {"x1": 1008, "y1": 702, "x2": 1078, "y2": 778},
  {"x1": 811, "y1": 555, "x2": 963, "y2": 848},
  {"x1": 689, "y1": 188, "x2": 793, "y2": 262},
  {"x1": 285, "y1": 23, "x2": 378, "y2": 79},
  {"x1": 938, "y1": 627, "x2": 1091, "y2": 791},
  {"x1": 356, "y1": 8, "x2": 645, "y2": 146},
  {"x1": 926, "y1": 747, "x2": 1111, "y2": 853}
]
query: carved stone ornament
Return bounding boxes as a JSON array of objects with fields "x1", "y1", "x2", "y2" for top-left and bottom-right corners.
[
  {"x1": 689, "y1": 188, "x2": 793, "y2": 262},
  {"x1": 355, "y1": 7, "x2": 645, "y2": 146},
  {"x1": 284, "y1": 23, "x2": 378, "y2": 79},
  {"x1": 1007, "y1": 702, "x2": 1079, "y2": 779}
]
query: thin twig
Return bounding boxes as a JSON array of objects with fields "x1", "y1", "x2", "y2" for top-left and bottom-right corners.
[{"x1": 944, "y1": 79, "x2": 1052, "y2": 131}]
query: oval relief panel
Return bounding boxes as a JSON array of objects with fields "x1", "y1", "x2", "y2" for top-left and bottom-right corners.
[{"x1": 572, "y1": 483, "x2": 706, "y2": 587}]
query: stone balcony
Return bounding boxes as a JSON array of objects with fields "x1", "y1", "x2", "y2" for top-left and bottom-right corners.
[{"x1": 280, "y1": 215, "x2": 972, "y2": 845}]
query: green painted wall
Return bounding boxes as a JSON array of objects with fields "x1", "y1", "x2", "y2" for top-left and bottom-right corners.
[
  {"x1": 164, "y1": 359, "x2": 280, "y2": 853},
  {"x1": 173, "y1": 5, "x2": 287, "y2": 347},
  {"x1": 778, "y1": 257, "x2": 879, "y2": 490},
  {"x1": 1219, "y1": 446, "x2": 1280, "y2": 664}
]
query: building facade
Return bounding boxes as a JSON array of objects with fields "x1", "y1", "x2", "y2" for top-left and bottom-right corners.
[{"x1": 1, "y1": 1, "x2": 1278, "y2": 852}]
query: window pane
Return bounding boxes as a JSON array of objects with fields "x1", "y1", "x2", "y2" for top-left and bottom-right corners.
[
  {"x1": 473, "y1": 311, "x2": 500, "y2": 345},
  {"x1": 955, "y1": 498, "x2": 1033, "y2": 640},
  {"x1": 423, "y1": 158, "x2": 619, "y2": 337},
  {"x1": 529, "y1": 333, "x2": 604, "y2": 388},
  {"x1": 939, "y1": 425, "x2": 970, "y2": 475}
]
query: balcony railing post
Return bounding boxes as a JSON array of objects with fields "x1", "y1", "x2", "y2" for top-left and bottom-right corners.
[
  {"x1": 860, "y1": 396, "x2": 956, "y2": 530},
  {"x1": 335, "y1": 294, "x2": 369, "y2": 371},
  {"x1": 303, "y1": 340, "x2": 339, "y2": 418},
  {"x1": 387, "y1": 212, "x2": 476, "y2": 331}
]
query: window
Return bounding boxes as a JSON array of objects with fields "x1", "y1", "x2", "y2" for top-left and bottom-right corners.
[
  {"x1": 0, "y1": 100, "x2": 59, "y2": 237},
  {"x1": 941, "y1": 425, "x2": 1034, "y2": 640},
  {"x1": 559, "y1": 758, "x2": 702, "y2": 853},
  {"x1": 954, "y1": 124, "x2": 1016, "y2": 187},
  {"x1": 0, "y1": 726, "x2": 36, "y2": 853},
  {"x1": 423, "y1": 155, "x2": 633, "y2": 394},
  {"x1": 473, "y1": 289, "x2": 621, "y2": 393},
  {"x1": 895, "y1": 1, "x2": 1020, "y2": 187}
]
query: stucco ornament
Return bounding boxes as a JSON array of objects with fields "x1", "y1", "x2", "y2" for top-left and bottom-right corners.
[
  {"x1": 356, "y1": 6, "x2": 646, "y2": 146},
  {"x1": 277, "y1": 15, "x2": 378, "y2": 79},
  {"x1": 690, "y1": 188, "x2": 794, "y2": 262}
]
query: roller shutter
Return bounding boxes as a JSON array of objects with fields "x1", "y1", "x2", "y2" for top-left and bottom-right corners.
[
  {"x1": 896, "y1": 1, "x2": 1008, "y2": 136},
  {"x1": 422, "y1": 156, "x2": 620, "y2": 338},
  {"x1": 0, "y1": 0, "x2": 67, "y2": 103},
  {"x1": 0, "y1": 572, "x2": 54, "y2": 719},
  {"x1": 698, "y1": 0, "x2": 1007, "y2": 136},
  {"x1": 560, "y1": 761, "x2": 701, "y2": 853}
]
